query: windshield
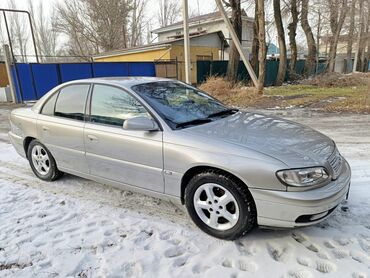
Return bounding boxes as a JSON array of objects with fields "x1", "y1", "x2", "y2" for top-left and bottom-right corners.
[{"x1": 132, "y1": 81, "x2": 231, "y2": 129}]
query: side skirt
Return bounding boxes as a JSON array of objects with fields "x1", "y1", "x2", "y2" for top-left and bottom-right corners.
[{"x1": 58, "y1": 167, "x2": 184, "y2": 208}]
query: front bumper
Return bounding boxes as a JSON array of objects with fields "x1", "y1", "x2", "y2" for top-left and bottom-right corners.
[{"x1": 250, "y1": 159, "x2": 351, "y2": 228}]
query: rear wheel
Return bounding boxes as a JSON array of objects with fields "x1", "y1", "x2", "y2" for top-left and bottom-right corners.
[
  {"x1": 185, "y1": 171, "x2": 256, "y2": 240},
  {"x1": 27, "y1": 140, "x2": 63, "y2": 181}
]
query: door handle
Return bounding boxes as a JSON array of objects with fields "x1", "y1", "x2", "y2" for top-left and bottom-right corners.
[
  {"x1": 42, "y1": 126, "x2": 49, "y2": 132},
  {"x1": 87, "y1": 134, "x2": 98, "y2": 142}
]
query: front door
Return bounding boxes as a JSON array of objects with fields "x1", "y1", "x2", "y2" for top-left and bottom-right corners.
[
  {"x1": 37, "y1": 84, "x2": 90, "y2": 174},
  {"x1": 84, "y1": 84, "x2": 164, "y2": 192}
]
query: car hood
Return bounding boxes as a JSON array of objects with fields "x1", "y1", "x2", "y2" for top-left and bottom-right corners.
[{"x1": 184, "y1": 111, "x2": 335, "y2": 167}]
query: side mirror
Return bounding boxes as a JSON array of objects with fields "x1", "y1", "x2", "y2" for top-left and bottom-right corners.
[{"x1": 123, "y1": 116, "x2": 159, "y2": 131}]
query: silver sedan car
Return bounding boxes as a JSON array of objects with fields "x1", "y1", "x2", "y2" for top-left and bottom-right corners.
[{"x1": 9, "y1": 77, "x2": 351, "y2": 240}]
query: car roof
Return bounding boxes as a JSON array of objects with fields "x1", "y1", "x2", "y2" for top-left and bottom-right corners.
[
  {"x1": 31, "y1": 77, "x2": 179, "y2": 113},
  {"x1": 66, "y1": 77, "x2": 175, "y2": 88}
]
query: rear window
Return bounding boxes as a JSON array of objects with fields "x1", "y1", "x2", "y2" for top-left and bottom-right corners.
[
  {"x1": 55, "y1": 84, "x2": 90, "y2": 121},
  {"x1": 41, "y1": 92, "x2": 58, "y2": 116}
]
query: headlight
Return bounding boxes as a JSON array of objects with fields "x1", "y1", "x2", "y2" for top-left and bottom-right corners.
[{"x1": 276, "y1": 167, "x2": 329, "y2": 187}]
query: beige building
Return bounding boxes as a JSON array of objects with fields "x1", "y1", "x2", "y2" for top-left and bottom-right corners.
[
  {"x1": 93, "y1": 32, "x2": 228, "y2": 84},
  {"x1": 151, "y1": 11, "x2": 254, "y2": 60}
]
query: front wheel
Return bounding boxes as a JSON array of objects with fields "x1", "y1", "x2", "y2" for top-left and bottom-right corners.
[
  {"x1": 27, "y1": 140, "x2": 63, "y2": 181},
  {"x1": 185, "y1": 171, "x2": 256, "y2": 240}
]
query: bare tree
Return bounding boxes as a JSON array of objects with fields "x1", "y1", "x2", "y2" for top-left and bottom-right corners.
[
  {"x1": 7, "y1": 0, "x2": 29, "y2": 62},
  {"x1": 128, "y1": 0, "x2": 147, "y2": 47},
  {"x1": 0, "y1": 20, "x2": 7, "y2": 59},
  {"x1": 29, "y1": 0, "x2": 60, "y2": 62},
  {"x1": 158, "y1": 0, "x2": 181, "y2": 27},
  {"x1": 345, "y1": 0, "x2": 356, "y2": 72},
  {"x1": 273, "y1": 0, "x2": 287, "y2": 85},
  {"x1": 56, "y1": 0, "x2": 136, "y2": 58},
  {"x1": 301, "y1": 0, "x2": 317, "y2": 76},
  {"x1": 327, "y1": 0, "x2": 348, "y2": 72},
  {"x1": 287, "y1": 0, "x2": 299, "y2": 74},
  {"x1": 257, "y1": 0, "x2": 266, "y2": 94},
  {"x1": 251, "y1": 1, "x2": 259, "y2": 73},
  {"x1": 357, "y1": 0, "x2": 369, "y2": 71},
  {"x1": 366, "y1": 0, "x2": 370, "y2": 71},
  {"x1": 223, "y1": 0, "x2": 242, "y2": 83}
]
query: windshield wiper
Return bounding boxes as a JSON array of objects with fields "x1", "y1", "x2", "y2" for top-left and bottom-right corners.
[
  {"x1": 207, "y1": 108, "x2": 239, "y2": 119},
  {"x1": 175, "y1": 118, "x2": 212, "y2": 129}
]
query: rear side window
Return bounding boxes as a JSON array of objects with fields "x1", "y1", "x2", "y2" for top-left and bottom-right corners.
[
  {"x1": 55, "y1": 84, "x2": 90, "y2": 121},
  {"x1": 41, "y1": 92, "x2": 58, "y2": 116},
  {"x1": 90, "y1": 84, "x2": 148, "y2": 126}
]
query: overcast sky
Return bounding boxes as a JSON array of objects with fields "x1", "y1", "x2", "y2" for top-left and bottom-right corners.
[
  {"x1": 0, "y1": 0, "x2": 301, "y2": 60},
  {"x1": 0, "y1": 0, "x2": 218, "y2": 28}
]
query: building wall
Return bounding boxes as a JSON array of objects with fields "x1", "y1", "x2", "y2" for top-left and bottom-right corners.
[
  {"x1": 157, "y1": 18, "x2": 254, "y2": 56},
  {"x1": 94, "y1": 48, "x2": 171, "y2": 62},
  {"x1": 94, "y1": 43, "x2": 220, "y2": 84},
  {"x1": 170, "y1": 45, "x2": 220, "y2": 84},
  {"x1": 0, "y1": 63, "x2": 9, "y2": 87}
]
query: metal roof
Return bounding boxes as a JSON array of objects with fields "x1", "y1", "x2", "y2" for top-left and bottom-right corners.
[
  {"x1": 92, "y1": 31, "x2": 227, "y2": 59},
  {"x1": 151, "y1": 11, "x2": 254, "y2": 34}
]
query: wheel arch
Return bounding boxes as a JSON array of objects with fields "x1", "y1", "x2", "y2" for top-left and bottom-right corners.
[
  {"x1": 23, "y1": 136, "x2": 36, "y2": 158},
  {"x1": 180, "y1": 165, "x2": 251, "y2": 205}
]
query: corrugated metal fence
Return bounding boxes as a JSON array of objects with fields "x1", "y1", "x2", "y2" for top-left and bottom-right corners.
[
  {"x1": 196, "y1": 60, "x2": 327, "y2": 85},
  {"x1": 11, "y1": 62, "x2": 156, "y2": 101}
]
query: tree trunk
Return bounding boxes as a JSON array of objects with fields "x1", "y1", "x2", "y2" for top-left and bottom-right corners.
[
  {"x1": 251, "y1": 1, "x2": 259, "y2": 73},
  {"x1": 226, "y1": 0, "x2": 242, "y2": 83},
  {"x1": 288, "y1": 0, "x2": 298, "y2": 74},
  {"x1": 257, "y1": 0, "x2": 266, "y2": 94},
  {"x1": 273, "y1": 0, "x2": 287, "y2": 86},
  {"x1": 346, "y1": 0, "x2": 356, "y2": 72},
  {"x1": 327, "y1": 0, "x2": 348, "y2": 73},
  {"x1": 316, "y1": 11, "x2": 321, "y2": 74},
  {"x1": 301, "y1": 0, "x2": 316, "y2": 76},
  {"x1": 366, "y1": 1, "x2": 370, "y2": 72},
  {"x1": 358, "y1": 0, "x2": 368, "y2": 71}
]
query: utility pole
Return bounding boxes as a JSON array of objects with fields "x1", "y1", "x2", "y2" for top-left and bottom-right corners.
[
  {"x1": 3, "y1": 45, "x2": 17, "y2": 103},
  {"x1": 182, "y1": 0, "x2": 191, "y2": 84},
  {"x1": 215, "y1": 0, "x2": 258, "y2": 88}
]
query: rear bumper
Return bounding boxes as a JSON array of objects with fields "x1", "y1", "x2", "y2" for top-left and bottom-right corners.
[
  {"x1": 251, "y1": 159, "x2": 351, "y2": 228},
  {"x1": 8, "y1": 131, "x2": 26, "y2": 158}
]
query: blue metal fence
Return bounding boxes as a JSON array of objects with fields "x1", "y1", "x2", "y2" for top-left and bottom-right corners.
[{"x1": 11, "y1": 61, "x2": 156, "y2": 101}]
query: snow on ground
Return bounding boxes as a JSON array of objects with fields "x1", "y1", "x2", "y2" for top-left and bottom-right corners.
[{"x1": 0, "y1": 106, "x2": 370, "y2": 278}]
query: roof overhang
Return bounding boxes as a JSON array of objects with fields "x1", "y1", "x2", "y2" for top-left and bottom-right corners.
[
  {"x1": 93, "y1": 44, "x2": 172, "y2": 59},
  {"x1": 152, "y1": 15, "x2": 253, "y2": 34}
]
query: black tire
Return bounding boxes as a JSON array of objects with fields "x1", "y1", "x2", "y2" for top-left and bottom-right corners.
[
  {"x1": 185, "y1": 170, "x2": 257, "y2": 240},
  {"x1": 27, "y1": 139, "x2": 63, "y2": 181}
]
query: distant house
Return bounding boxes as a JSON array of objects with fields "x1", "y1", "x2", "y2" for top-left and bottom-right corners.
[
  {"x1": 267, "y1": 43, "x2": 279, "y2": 57},
  {"x1": 152, "y1": 11, "x2": 255, "y2": 60},
  {"x1": 319, "y1": 33, "x2": 370, "y2": 72},
  {"x1": 93, "y1": 31, "x2": 228, "y2": 84},
  {"x1": 93, "y1": 11, "x2": 255, "y2": 83}
]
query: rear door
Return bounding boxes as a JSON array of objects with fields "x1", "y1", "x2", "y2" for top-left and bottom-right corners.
[
  {"x1": 37, "y1": 84, "x2": 90, "y2": 174},
  {"x1": 84, "y1": 84, "x2": 164, "y2": 192}
]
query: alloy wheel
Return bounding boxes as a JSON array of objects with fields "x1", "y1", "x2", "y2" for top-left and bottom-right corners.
[
  {"x1": 193, "y1": 183, "x2": 240, "y2": 231},
  {"x1": 31, "y1": 145, "x2": 50, "y2": 176}
]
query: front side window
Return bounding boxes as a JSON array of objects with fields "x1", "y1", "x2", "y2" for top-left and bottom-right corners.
[
  {"x1": 55, "y1": 84, "x2": 90, "y2": 121},
  {"x1": 132, "y1": 81, "x2": 230, "y2": 129},
  {"x1": 90, "y1": 84, "x2": 148, "y2": 127}
]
